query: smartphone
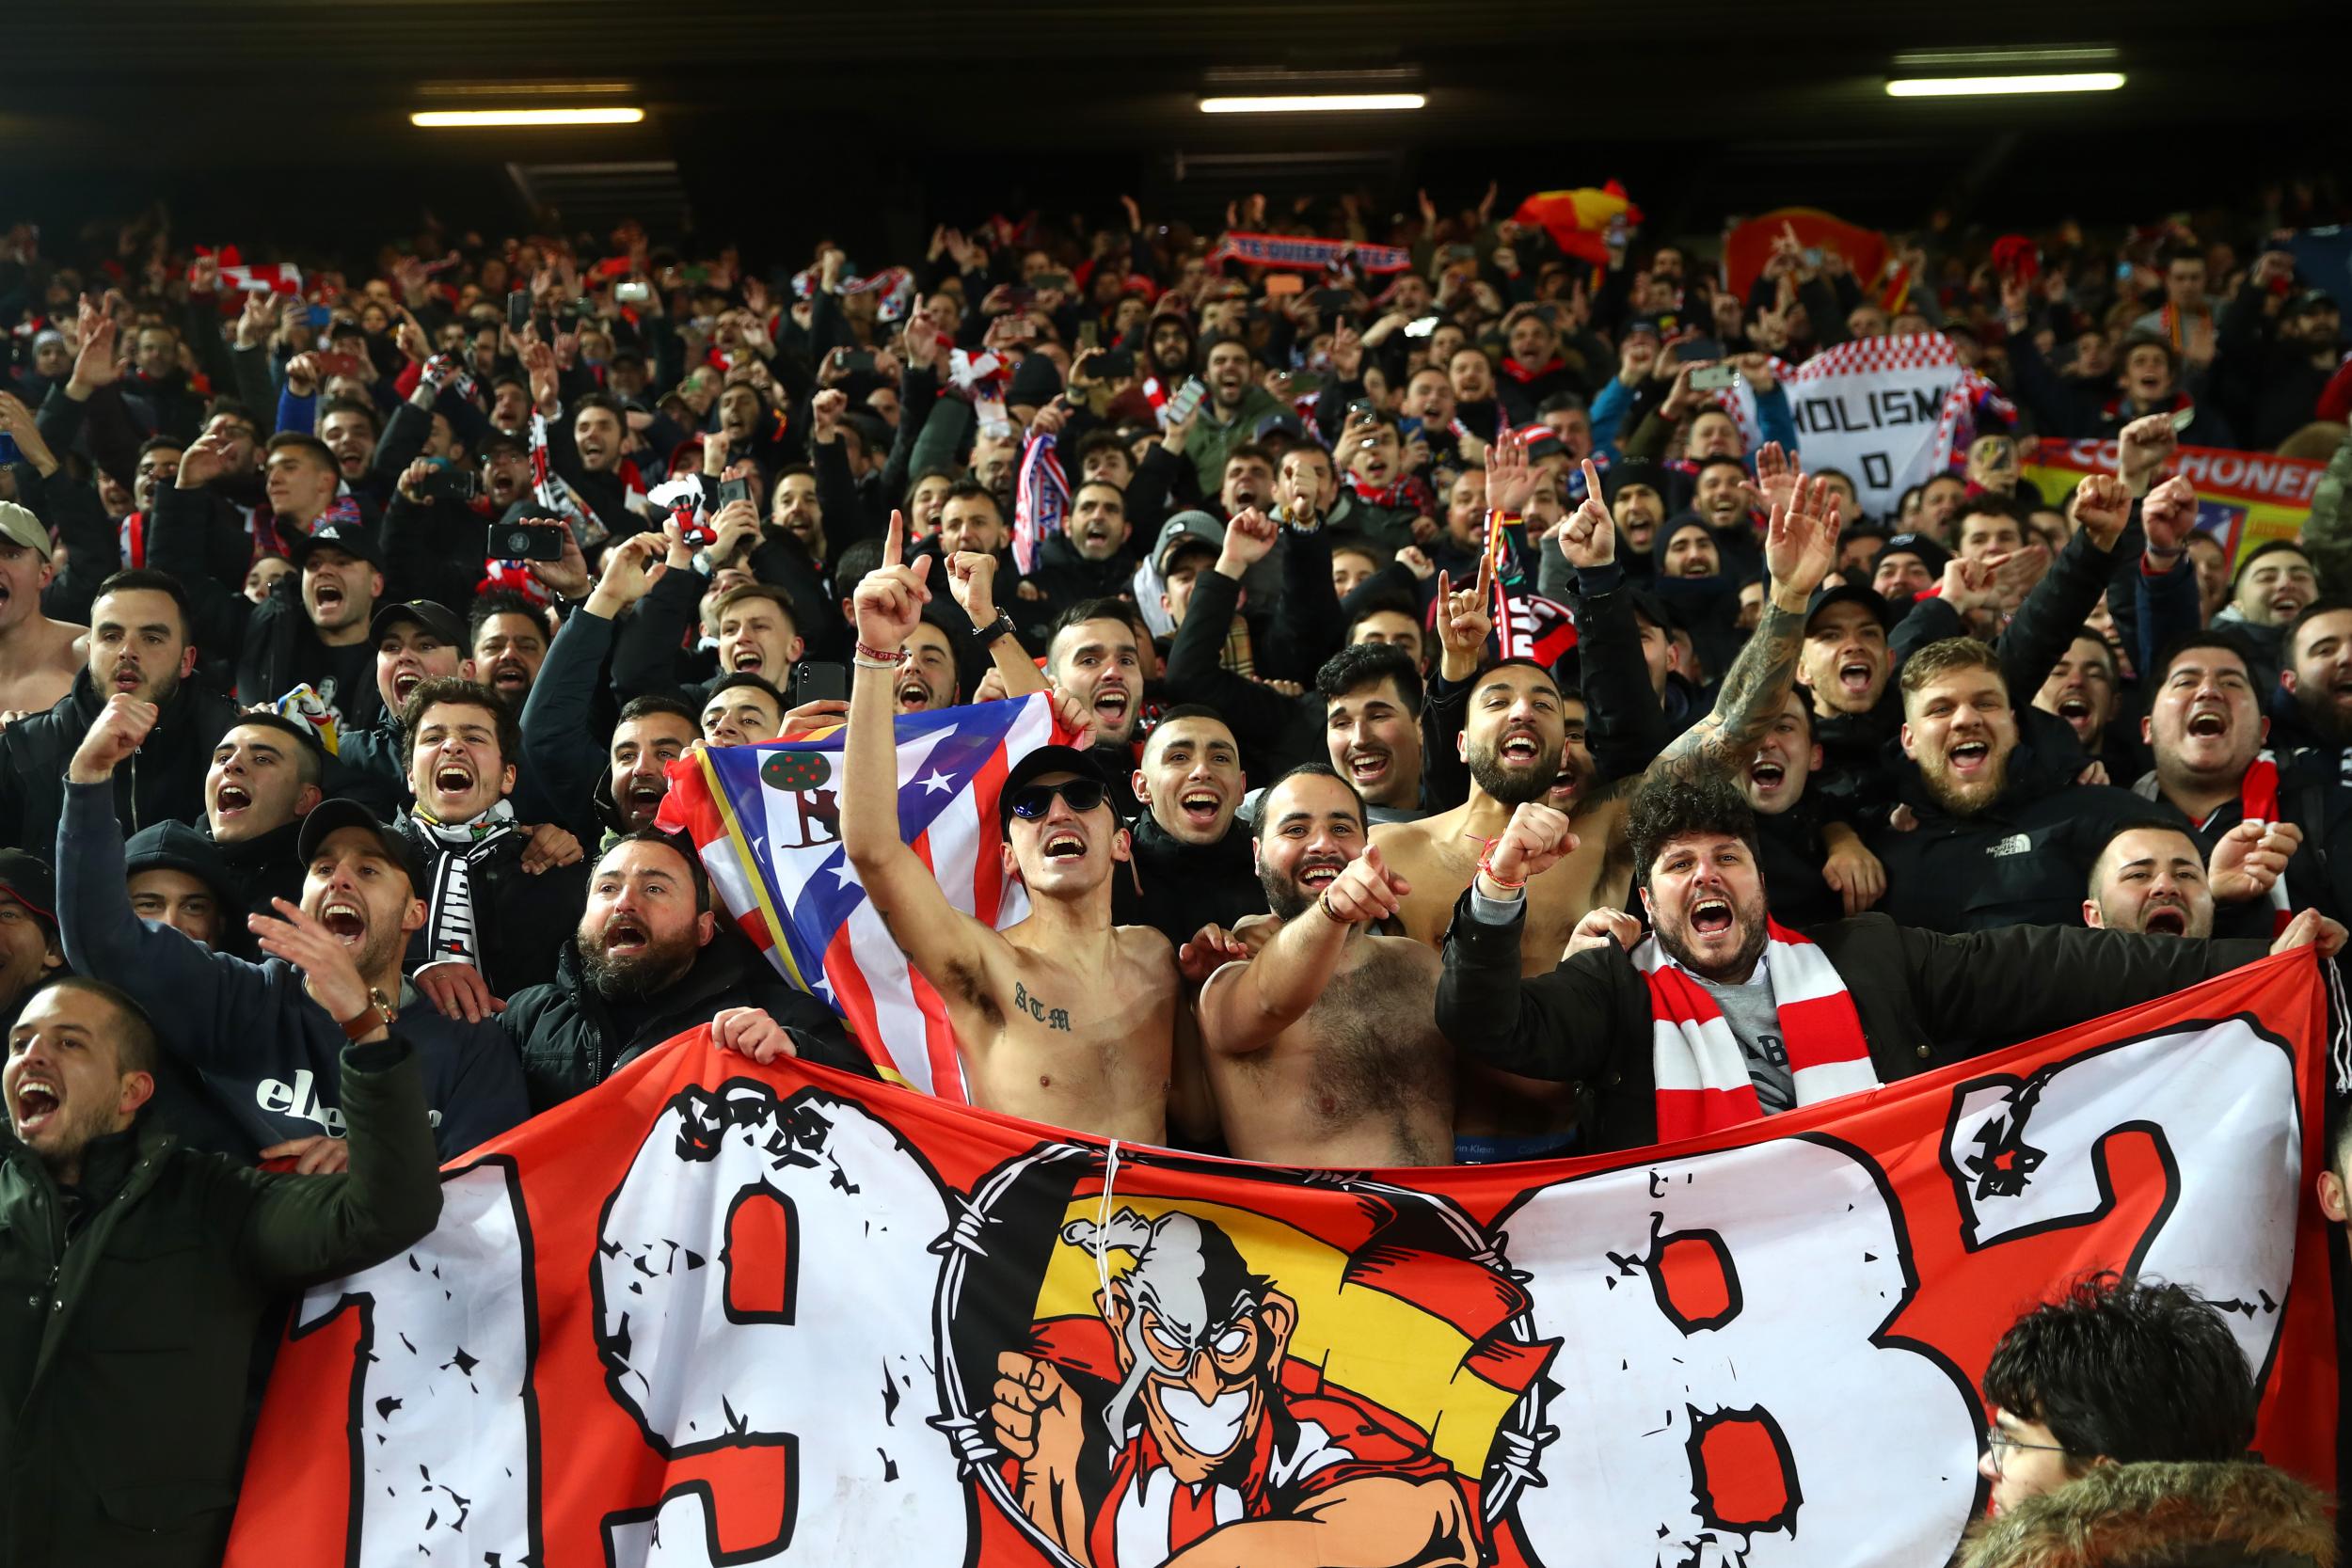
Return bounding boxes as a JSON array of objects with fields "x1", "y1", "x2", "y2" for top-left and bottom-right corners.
[
  {"x1": 1402, "y1": 314, "x2": 1440, "y2": 338},
  {"x1": 1077, "y1": 321, "x2": 1100, "y2": 352},
  {"x1": 1031, "y1": 272, "x2": 1073, "y2": 294},
  {"x1": 2169, "y1": 405, "x2": 2196, "y2": 435},
  {"x1": 1444, "y1": 244, "x2": 1477, "y2": 263},
  {"x1": 713, "y1": 476, "x2": 754, "y2": 513},
  {"x1": 1689, "y1": 365, "x2": 1740, "y2": 391},
  {"x1": 422, "y1": 466, "x2": 479, "y2": 503},
  {"x1": 1284, "y1": 368, "x2": 1326, "y2": 395},
  {"x1": 1310, "y1": 288, "x2": 1356, "y2": 316},
  {"x1": 833, "y1": 348, "x2": 878, "y2": 374},
  {"x1": 614, "y1": 279, "x2": 652, "y2": 306},
  {"x1": 306, "y1": 305, "x2": 334, "y2": 330},
  {"x1": 1397, "y1": 415, "x2": 1424, "y2": 441},
  {"x1": 506, "y1": 291, "x2": 532, "y2": 334},
  {"x1": 791, "y1": 661, "x2": 850, "y2": 705},
  {"x1": 0, "y1": 433, "x2": 19, "y2": 467},
  {"x1": 1346, "y1": 397, "x2": 1376, "y2": 423},
  {"x1": 485, "y1": 520, "x2": 564, "y2": 562},
  {"x1": 1164, "y1": 377, "x2": 1207, "y2": 424},
  {"x1": 1094, "y1": 347, "x2": 1136, "y2": 379},
  {"x1": 314, "y1": 351, "x2": 366, "y2": 381}
]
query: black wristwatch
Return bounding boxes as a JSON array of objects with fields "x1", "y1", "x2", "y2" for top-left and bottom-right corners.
[{"x1": 974, "y1": 611, "x2": 1019, "y2": 648}]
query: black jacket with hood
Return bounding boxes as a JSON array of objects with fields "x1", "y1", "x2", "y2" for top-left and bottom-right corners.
[{"x1": 0, "y1": 668, "x2": 243, "y2": 854}]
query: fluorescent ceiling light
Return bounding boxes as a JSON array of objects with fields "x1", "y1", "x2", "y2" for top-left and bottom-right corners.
[
  {"x1": 1892, "y1": 46, "x2": 2117, "y2": 69},
  {"x1": 1200, "y1": 92, "x2": 1425, "y2": 114},
  {"x1": 1885, "y1": 71, "x2": 2125, "y2": 97},
  {"x1": 411, "y1": 107, "x2": 645, "y2": 127}
]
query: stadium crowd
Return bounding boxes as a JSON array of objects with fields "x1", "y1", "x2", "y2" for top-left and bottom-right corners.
[{"x1": 1, "y1": 182, "x2": 2350, "y2": 1561}]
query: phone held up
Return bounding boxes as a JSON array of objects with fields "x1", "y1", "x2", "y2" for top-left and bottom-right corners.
[
  {"x1": 791, "y1": 661, "x2": 850, "y2": 706},
  {"x1": 485, "y1": 519, "x2": 566, "y2": 562}
]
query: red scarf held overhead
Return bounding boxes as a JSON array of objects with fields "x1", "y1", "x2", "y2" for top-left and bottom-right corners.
[{"x1": 1635, "y1": 919, "x2": 1878, "y2": 1142}]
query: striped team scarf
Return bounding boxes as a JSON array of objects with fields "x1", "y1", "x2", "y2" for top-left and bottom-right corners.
[
  {"x1": 1010, "y1": 427, "x2": 1069, "y2": 575},
  {"x1": 2135, "y1": 751, "x2": 2294, "y2": 933},
  {"x1": 1633, "y1": 919, "x2": 1877, "y2": 1142}
]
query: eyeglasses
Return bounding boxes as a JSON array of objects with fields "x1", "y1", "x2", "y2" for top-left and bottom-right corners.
[
  {"x1": 1984, "y1": 1429, "x2": 2072, "y2": 1477},
  {"x1": 1009, "y1": 780, "x2": 1107, "y2": 820}
]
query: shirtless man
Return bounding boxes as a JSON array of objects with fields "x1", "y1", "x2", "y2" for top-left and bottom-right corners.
[
  {"x1": 1195, "y1": 765, "x2": 1450, "y2": 1165},
  {"x1": 1375, "y1": 461, "x2": 1840, "y2": 1158},
  {"x1": 844, "y1": 511, "x2": 1207, "y2": 1145},
  {"x1": 0, "y1": 499, "x2": 84, "y2": 719}
]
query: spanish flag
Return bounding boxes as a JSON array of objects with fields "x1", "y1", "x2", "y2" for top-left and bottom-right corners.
[{"x1": 1511, "y1": 182, "x2": 1641, "y2": 266}]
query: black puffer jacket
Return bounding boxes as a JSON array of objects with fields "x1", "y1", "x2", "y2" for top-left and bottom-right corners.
[
  {"x1": 0, "y1": 670, "x2": 244, "y2": 853},
  {"x1": 1110, "y1": 815, "x2": 1268, "y2": 948},
  {"x1": 500, "y1": 926, "x2": 866, "y2": 1112}
]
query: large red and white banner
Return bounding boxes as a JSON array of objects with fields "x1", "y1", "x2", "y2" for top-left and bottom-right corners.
[{"x1": 226, "y1": 954, "x2": 2337, "y2": 1567}]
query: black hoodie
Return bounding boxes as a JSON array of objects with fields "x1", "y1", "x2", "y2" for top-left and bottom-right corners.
[{"x1": 1110, "y1": 814, "x2": 1268, "y2": 948}]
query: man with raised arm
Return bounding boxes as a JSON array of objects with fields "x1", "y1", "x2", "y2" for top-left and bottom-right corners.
[
  {"x1": 842, "y1": 512, "x2": 1207, "y2": 1145},
  {"x1": 1195, "y1": 765, "x2": 1451, "y2": 1165},
  {"x1": 1378, "y1": 465, "x2": 1845, "y2": 1159}
]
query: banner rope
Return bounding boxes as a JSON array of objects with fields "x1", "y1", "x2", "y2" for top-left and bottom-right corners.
[
  {"x1": 2326, "y1": 957, "x2": 2350, "y2": 1096},
  {"x1": 1090, "y1": 1138, "x2": 1124, "y2": 1307}
]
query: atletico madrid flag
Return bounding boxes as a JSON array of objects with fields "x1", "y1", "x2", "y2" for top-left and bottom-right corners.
[{"x1": 1511, "y1": 182, "x2": 1642, "y2": 266}]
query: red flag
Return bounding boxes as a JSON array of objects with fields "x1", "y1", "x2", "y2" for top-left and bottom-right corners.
[{"x1": 1724, "y1": 208, "x2": 1891, "y2": 300}]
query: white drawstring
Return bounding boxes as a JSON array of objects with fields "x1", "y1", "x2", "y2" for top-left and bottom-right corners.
[
  {"x1": 2326, "y1": 958, "x2": 2350, "y2": 1097},
  {"x1": 1090, "y1": 1138, "x2": 1123, "y2": 1308}
]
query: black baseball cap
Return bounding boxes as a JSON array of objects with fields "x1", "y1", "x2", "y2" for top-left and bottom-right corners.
[
  {"x1": 0, "y1": 849, "x2": 56, "y2": 929},
  {"x1": 1872, "y1": 531, "x2": 1952, "y2": 579},
  {"x1": 369, "y1": 599, "x2": 465, "y2": 645},
  {"x1": 123, "y1": 820, "x2": 244, "y2": 910},
  {"x1": 996, "y1": 745, "x2": 1129, "y2": 832},
  {"x1": 294, "y1": 800, "x2": 426, "y2": 894},
  {"x1": 285, "y1": 518, "x2": 386, "y2": 570},
  {"x1": 1805, "y1": 580, "x2": 1894, "y2": 629},
  {"x1": 1252, "y1": 410, "x2": 1306, "y2": 443}
]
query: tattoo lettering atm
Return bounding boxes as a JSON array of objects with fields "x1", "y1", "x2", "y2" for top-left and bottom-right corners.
[{"x1": 223, "y1": 954, "x2": 2335, "y2": 1567}]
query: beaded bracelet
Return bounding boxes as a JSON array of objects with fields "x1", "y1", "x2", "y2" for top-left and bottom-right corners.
[{"x1": 854, "y1": 640, "x2": 909, "y2": 666}]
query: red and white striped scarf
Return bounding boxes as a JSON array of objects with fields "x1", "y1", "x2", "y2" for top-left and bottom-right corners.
[{"x1": 1634, "y1": 919, "x2": 1877, "y2": 1142}]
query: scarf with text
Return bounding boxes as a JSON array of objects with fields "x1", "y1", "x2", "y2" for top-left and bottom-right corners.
[
  {"x1": 410, "y1": 800, "x2": 519, "y2": 970},
  {"x1": 1634, "y1": 919, "x2": 1877, "y2": 1141}
]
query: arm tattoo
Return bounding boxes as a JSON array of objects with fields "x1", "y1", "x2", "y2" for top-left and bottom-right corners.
[{"x1": 1650, "y1": 598, "x2": 1806, "y2": 784}]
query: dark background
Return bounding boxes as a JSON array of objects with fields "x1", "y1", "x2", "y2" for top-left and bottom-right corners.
[{"x1": 7, "y1": 0, "x2": 2346, "y2": 268}]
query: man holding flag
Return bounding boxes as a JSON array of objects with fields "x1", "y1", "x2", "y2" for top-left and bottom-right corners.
[{"x1": 840, "y1": 511, "x2": 1211, "y2": 1145}]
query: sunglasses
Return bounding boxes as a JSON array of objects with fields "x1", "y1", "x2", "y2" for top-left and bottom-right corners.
[{"x1": 1009, "y1": 780, "x2": 1107, "y2": 820}]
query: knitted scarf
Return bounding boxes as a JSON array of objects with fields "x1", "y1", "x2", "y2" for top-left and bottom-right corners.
[
  {"x1": 2135, "y1": 751, "x2": 2293, "y2": 933},
  {"x1": 410, "y1": 800, "x2": 518, "y2": 970},
  {"x1": 1634, "y1": 918, "x2": 1877, "y2": 1142}
]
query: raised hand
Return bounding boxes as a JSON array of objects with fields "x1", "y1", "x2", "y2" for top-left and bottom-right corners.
[
  {"x1": 526, "y1": 524, "x2": 592, "y2": 599},
  {"x1": 1552, "y1": 459, "x2": 1615, "y2": 570},
  {"x1": 2068, "y1": 471, "x2": 2134, "y2": 549},
  {"x1": 2141, "y1": 475, "x2": 2197, "y2": 559},
  {"x1": 1216, "y1": 506, "x2": 1279, "y2": 574},
  {"x1": 1318, "y1": 842, "x2": 1411, "y2": 925},
  {"x1": 67, "y1": 693, "x2": 159, "y2": 784},
  {"x1": 946, "y1": 550, "x2": 1000, "y2": 626},
  {"x1": 2210, "y1": 818, "x2": 2303, "y2": 904},
  {"x1": 2116, "y1": 412, "x2": 2180, "y2": 498},
  {"x1": 1739, "y1": 440, "x2": 1798, "y2": 520},
  {"x1": 1484, "y1": 801, "x2": 1579, "y2": 886},
  {"x1": 588, "y1": 531, "x2": 669, "y2": 613},
  {"x1": 853, "y1": 509, "x2": 933, "y2": 650},
  {"x1": 1435, "y1": 553, "x2": 1495, "y2": 680},
  {"x1": 1936, "y1": 554, "x2": 2000, "y2": 617},
  {"x1": 1761, "y1": 471, "x2": 1839, "y2": 601},
  {"x1": 69, "y1": 302, "x2": 120, "y2": 391},
  {"x1": 250, "y1": 897, "x2": 376, "y2": 1022},
  {"x1": 1486, "y1": 425, "x2": 1538, "y2": 514}
]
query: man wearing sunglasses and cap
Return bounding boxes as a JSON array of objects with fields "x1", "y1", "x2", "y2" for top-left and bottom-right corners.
[{"x1": 839, "y1": 512, "x2": 1210, "y2": 1146}]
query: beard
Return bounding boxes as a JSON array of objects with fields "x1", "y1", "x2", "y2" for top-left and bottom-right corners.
[
  {"x1": 1655, "y1": 885, "x2": 1772, "y2": 982},
  {"x1": 580, "y1": 925, "x2": 700, "y2": 1003},
  {"x1": 2295, "y1": 681, "x2": 2352, "y2": 748},
  {"x1": 1468, "y1": 735, "x2": 1565, "y2": 807},
  {"x1": 1918, "y1": 746, "x2": 2009, "y2": 817},
  {"x1": 1261, "y1": 861, "x2": 1330, "y2": 922}
]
